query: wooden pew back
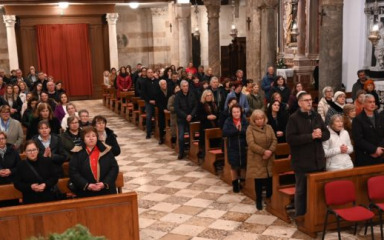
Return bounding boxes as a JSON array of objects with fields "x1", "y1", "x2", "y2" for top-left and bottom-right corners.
[{"x1": 0, "y1": 193, "x2": 139, "y2": 240}]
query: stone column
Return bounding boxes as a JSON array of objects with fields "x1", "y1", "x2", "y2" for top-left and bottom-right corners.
[
  {"x1": 319, "y1": 0, "x2": 343, "y2": 92},
  {"x1": 306, "y1": 0, "x2": 319, "y2": 59},
  {"x1": 204, "y1": 0, "x2": 221, "y2": 76},
  {"x1": 106, "y1": 13, "x2": 119, "y2": 69},
  {"x1": 3, "y1": 15, "x2": 19, "y2": 70},
  {"x1": 295, "y1": 0, "x2": 306, "y2": 59},
  {"x1": 175, "y1": 3, "x2": 191, "y2": 68},
  {"x1": 260, "y1": 0, "x2": 279, "y2": 72},
  {"x1": 246, "y1": 0, "x2": 263, "y2": 81}
]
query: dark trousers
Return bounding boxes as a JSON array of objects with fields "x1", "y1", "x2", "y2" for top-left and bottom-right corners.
[
  {"x1": 254, "y1": 177, "x2": 272, "y2": 203},
  {"x1": 145, "y1": 103, "x2": 155, "y2": 137},
  {"x1": 158, "y1": 111, "x2": 165, "y2": 139},
  {"x1": 177, "y1": 121, "x2": 189, "y2": 155},
  {"x1": 294, "y1": 172, "x2": 307, "y2": 217}
]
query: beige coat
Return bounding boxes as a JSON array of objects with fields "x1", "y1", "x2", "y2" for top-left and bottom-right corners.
[{"x1": 246, "y1": 122, "x2": 277, "y2": 179}]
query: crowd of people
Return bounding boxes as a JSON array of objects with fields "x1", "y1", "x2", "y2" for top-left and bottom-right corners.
[
  {"x1": 0, "y1": 67, "x2": 120, "y2": 205},
  {"x1": 104, "y1": 64, "x2": 384, "y2": 214}
]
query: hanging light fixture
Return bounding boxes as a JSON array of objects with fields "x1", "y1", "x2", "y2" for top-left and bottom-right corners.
[
  {"x1": 193, "y1": 1, "x2": 200, "y2": 39},
  {"x1": 229, "y1": 0, "x2": 237, "y2": 39}
]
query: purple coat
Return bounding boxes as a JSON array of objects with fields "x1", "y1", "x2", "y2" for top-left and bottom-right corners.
[{"x1": 54, "y1": 105, "x2": 66, "y2": 123}]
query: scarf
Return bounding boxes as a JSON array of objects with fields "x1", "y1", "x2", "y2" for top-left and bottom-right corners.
[{"x1": 87, "y1": 146, "x2": 100, "y2": 181}]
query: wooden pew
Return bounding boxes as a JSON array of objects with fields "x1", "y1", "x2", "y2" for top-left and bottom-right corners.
[
  {"x1": 266, "y1": 158, "x2": 295, "y2": 223},
  {"x1": 297, "y1": 164, "x2": 384, "y2": 238},
  {"x1": 117, "y1": 91, "x2": 134, "y2": 117},
  {"x1": 154, "y1": 107, "x2": 159, "y2": 140},
  {"x1": 164, "y1": 111, "x2": 172, "y2": 148},
  {"x1": 102, "y1": 85, "x2": 111, "y2": 106},
  {"x1": 137, "y1": 100, "x2": 146, "y2": 129},
  {"x1": 275, "y1": 143, "x2": 290, "y2": 159},
  {"x1": 108, "y1": 88, "x2": 118, "y2": 111},
  {"x1": 0, "y1": 193, "x2": 139, "y2": 240},
  {"x1": 188, "y1": 122, "x2": 200, "y2": 164},
  {"x1": 129, "y1": 97, "x2": 141, "y2": 124},
  {"x1": 202, "y1": 128, "x2": 224, "y2": 175},
  {"x1": 221, "y1": 137, "x2": 232, "y2": 185}
]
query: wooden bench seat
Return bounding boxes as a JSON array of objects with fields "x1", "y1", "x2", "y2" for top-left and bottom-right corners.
[
  {"x1": 188, "y1": 122, "x2": 200, "y2": 164},
  {"x1": 202, "y1": 128, "x2": 223, "y2": 175},
  {"x1": 164, "y1": 111, "x2": 172, "y2": 148}
]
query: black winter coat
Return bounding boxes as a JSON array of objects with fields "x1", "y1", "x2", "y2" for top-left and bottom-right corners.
[
  {"x1": 69, "y1": 141, "x2": 119, "y2": 198},
  {"x1": 13, "y1": 157, "x2": 58, "y2": 204},
  {"x1": 222, "y1": 117, "x2": 248, "y2": 169},
  {"x1": 174, "y1": 91, "x2": 198, "y2": 123},
  {"x1": 141, "y1": 78, "x2": 160, "y2": 103},
  {"x1": 267, "y1": 111, "x2": 289, "y2": 143},
  {"x1": 270, "y1": 86, "x2": 290, "y2": 103},
  {"x1": 352, "y1": 110, "x2": 384, "y2": 166},
  {"x1": 286, "y1": 109, "x2": 330, "y2": 173},
  {"x1": 105, "y1": 127, "x2": 121, "y2": 157},
  {"x1": 0, "y1": 144, "x2": 21, "y2": 185}
]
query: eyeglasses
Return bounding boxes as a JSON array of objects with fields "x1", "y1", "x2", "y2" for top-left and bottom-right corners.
[
  {"x1": 300, "y1": 99, "x2": 313, "y2": 102},
  {"x1": 26, "y1": 149, "x2": 38, "y2": 153}
]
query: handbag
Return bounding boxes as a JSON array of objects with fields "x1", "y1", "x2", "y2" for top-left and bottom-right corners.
[{"x1": 25, "y1": 160, "x2": 65, "y2": 200}]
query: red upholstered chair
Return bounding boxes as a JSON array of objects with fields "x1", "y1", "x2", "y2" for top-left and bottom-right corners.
[
  {"x1": 367, "y1": 175, "x2": 384, "y2": 240},
  {"x1": 322, "y1": 180, "x2": 375, "y2": 240}
]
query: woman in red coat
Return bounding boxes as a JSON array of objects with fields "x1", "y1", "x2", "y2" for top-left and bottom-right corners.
[{"x1": 116, "y1": 66, "x2": 132, "y2": 99}]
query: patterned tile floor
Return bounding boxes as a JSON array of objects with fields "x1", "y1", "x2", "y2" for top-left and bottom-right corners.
[{"x1": 78, "y1": 100, "x2": 378, "y2": 240}]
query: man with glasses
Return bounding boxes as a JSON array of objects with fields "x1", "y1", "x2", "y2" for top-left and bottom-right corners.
[{"x1": 286, "y1": 91, "x2": 330, "y2": 218}]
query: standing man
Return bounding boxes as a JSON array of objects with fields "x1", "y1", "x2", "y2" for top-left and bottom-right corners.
[
  {"x1": 286, "y1": 91, "x2": 330, "y2": 217},
  {"x1": 208, "y1": 76, "x2": 226, "y2": 112},
  {"x1": 351, "y1": 69, "x2": 367, "y2": 101},
  {"x1": 135, "y1": 67, "x2": 147, "y2": 97},
  {"x1": 141, "y1": 69, "x2": 159, "y2": 139},
  {"x1": 233, "y1": 69, "x2": 246, "y2": 86},
  {"x1": 353, "y1": 94, "x2": 384, "y2": 166},
  {"x1": 261, "y1": 66, "x2": 276, "y2": 101},
  {"x1": 156, "y1": 80, "x2": 172, "y2": 145},
  {"x1": 131, "y1": 63, "x2": 142, "y2": 92},
  {"x1": 174, "y1": 80, "x2": 197, "y2": 159}
]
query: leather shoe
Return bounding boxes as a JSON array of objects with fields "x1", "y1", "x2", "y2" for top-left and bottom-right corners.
[
  {"x1": 177, "y1": 154, "x2": 183, "y2": 160},
  {"x1": 146, "y1": 135, "x2": 150, "y2": 139},
  {"x1": 158, "y1": 139, "x2": 164, "y2": 145}
]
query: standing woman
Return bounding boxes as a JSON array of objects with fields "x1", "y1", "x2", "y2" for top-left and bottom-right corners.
[
  {"x1": 31, "y1": 82, "x2": 43, "y2": 100},
  {"x1": 167, "y1": 85, "x2": 181, "y2": 144},
  {"x1": 364, "y1": 79, "x2": 380, "y2": 109},
  {"x1": 116, "y1": 66, "x2": 132, "y2": 99},
  {"x1": 267, "y1": 100, "x2": 289, "y2": 143},
  {"x1": 198, "y1": 90, "x2": 219, "y2": 157},
  {"x1": 92, "y1": 115, "x2": 120, "y2": 157},
  {"x1": 246, "y1": 110, "x2": 277, "y2": 210},
  {"x1": 69, "y1": 126, "x2": 119, "y2": 198},
  {"x1": 54, "y1": 93, "x2": 69, "y2": 123},
  {"x1": 0, "y1": 131, "x2": 21, "y2": 185},
  {"x1": 14, "y1": 84, "x2": 26, "y2": 104},
  {"x1": 109, "y1": 68, "x2": 117, "y2": 89},
  {"x1": 2, "y1": 84, "x2": 22, "y2": 121},
  {"x1": 247, "y1": 83, "x2": 265, "y2": 115},
  {"x1": 288, "y1": 83, "x2": 303, "y2": 114},
  {"x1": 13, "y1": 140, "x2": 59, "y2": 204},
  {"x1": 222, "y1": 104, "x2": 248, "y2": 193},
  {"x1": 0, "y1": 105, "x2": 24, "y2": 151},
  {"x1": 32, "y1": 120, "x2": 66, "y2": 176},
  {"x1": 269, "y1": 76, "x2": 290, "y2": 103},
  {"x1": 317, "y1": 86, "x2": 334, "y2": 121},
  {"x1": 27, "y1": 103, "x2": 60, "y2": 140}
]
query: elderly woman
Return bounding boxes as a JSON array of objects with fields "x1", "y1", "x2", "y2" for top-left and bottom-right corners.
[
  {"x1": 247, "y1": 83, "x2": 264, "y2": 115},
  {"x1": 61, "y1": 102, "x2": 78, "y2": 131},
  {"x1": 223, "y1": 104, "x2": 248, "y2": 193},
  {"x1": 325, "y1": 91, "x2": 346, "y2": 125},
  {"x1": 92, "y1": 115, "x2": 120, "y2": 157},
  {"x1": 103, "y1": 70, "x2": 110, "y2": 87},
  {"x1": 354, "y1": 89, "x2": 366, "y2": 116},
  {"x1": 61, "y1": 116, "x2": 83, "y2": 159},
  {"x1": 322, "y1": 114, "x2": 354, "y2": 171},
  {"x1": 13, "y1": 140, "x2": 59, "y2": 204},
  {"x1": 32, "y1": 120, "x2": 66, "y2": 176},
  {"x1": 27, "y1": 103, "x2": 60, "y2": 140},
  {"x1": 69, "y1": 126, "x2": 119, "y2": 198},
  {"x1": 246, "y1": 109, "x2": 277, "y2": 210},
  {"x1": 0, "y1": 105, "x2": 23, "y2": 150},
  {"x1": 318, "y1": 86, "x2": 334, "y2": 121},
  {"x1": 198, "y1": 89, "x2": 219, "y2": 157},
  {"x1": 54, "y1": 93, "x2": 69, "y2": 123},
  {"x1": 0, "y1": 131, "x2": 21, "y2": 185}
]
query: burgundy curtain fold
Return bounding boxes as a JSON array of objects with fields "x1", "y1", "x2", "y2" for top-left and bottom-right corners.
[{"x1": 36, "y1": 24, "x2": 93, "y2": 97}]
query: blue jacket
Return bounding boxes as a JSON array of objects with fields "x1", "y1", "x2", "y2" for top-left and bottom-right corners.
[
  {"x1": 261, "y1": 72, "x2": 276, "y2": 100},
  {"x1": 224, "y1": 91, "x2": 250, "y2": 115}
]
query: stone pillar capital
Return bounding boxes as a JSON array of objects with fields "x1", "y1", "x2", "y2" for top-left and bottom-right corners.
[
  {"x1": 3, "y1": 15, "x2": 16, "y2": 28},
  {"x1": 150, "y1": 7, "x2": 168, "y2": 17},
  {"x1": 106, "y1": 13, "x2": 119, "y2": 25},
  {"x1": 175, "y1": 3, "x2": 191, "y2": 19},
  {"x1": 321, "y1": 0, "x2": 343, "y2": 6},
  {"x1": 204, "y1": 0, "x2": 221, "y2": 18}
]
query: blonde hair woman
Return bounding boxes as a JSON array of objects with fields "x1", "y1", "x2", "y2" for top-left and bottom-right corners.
[{"x1": 246, "y1": 109, "x2": 277, "y2": 210}]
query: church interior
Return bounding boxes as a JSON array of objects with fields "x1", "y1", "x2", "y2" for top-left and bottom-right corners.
[{"x1": 1, "y1": 0, "x2": 384, "y2": 240}]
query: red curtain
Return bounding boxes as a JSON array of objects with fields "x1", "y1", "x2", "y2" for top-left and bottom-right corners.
[{"x1": 36, "y1": 24, "x2": 93, "y2": 96}]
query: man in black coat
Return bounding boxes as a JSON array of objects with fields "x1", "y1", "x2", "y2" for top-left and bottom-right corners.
[
  {"x1": 353, "y1": 94, "x2": 384, "y2": 166},
  {"x1": 141, "y1": 69, "x2": 160, "y2": 139},
  {"x1": 286, "y1": 91, "x2": 330, "y2": 217},
  {"x1": 131, "y1": 63, "x2": 142, "y2": 93},
  {"x1": 156, "y1": 80, "x2": 172, "y2": 145},
  {"x1": 135, "y1": 67, "x2": 147, "y2": 97},
  {"x1": 174, "y1": 80, "x2": 197, "y2": 159}
]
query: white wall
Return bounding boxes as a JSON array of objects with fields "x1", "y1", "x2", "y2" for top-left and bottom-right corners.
[
  {"x1": 0, "y1": 10, "x2": 10, "y2": 72},
  {"x1": 342, "y1": 0, "x2": 366, "y2": 91}
]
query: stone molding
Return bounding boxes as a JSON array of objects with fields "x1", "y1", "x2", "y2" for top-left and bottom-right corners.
[
  {"x1": 3, "y1": 15, "x2": 16, "y2": 28},
  {"x1": 150, "y1": 7, "x2": 168, "y2": 17},
  {"x1": 106, "y1": 13, "x2": 119, "y2": 25}
]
